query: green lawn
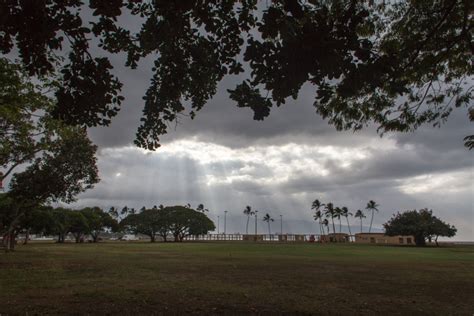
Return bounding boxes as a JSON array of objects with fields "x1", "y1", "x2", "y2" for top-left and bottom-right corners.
[{"x1": 1, "y1": 242, "x2": 473, "y2": 315}]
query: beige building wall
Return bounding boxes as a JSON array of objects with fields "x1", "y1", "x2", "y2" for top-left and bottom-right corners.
[{"x1": 355, "y1": 233, "x2": 414, "y2": 245}]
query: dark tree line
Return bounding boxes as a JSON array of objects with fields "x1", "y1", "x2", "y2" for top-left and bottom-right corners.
[
  {"x1": 1, "y1": 198, "x2": 216, "y2": 248},
  {"x1": 0, "y1": 197, "x2": 118, "y2": 248}
]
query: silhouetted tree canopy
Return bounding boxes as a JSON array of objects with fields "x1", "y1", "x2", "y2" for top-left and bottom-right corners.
[
  {"x1": 383, "y1": 208, "x2": 457, "y2": 246},
  {"x1": 121, "y1": 205, "x2": 215, "y2": 242},
  {"x1": 80, "y1": 207, "x2": 119, "y2": 242},
  {"x1": 1, "y1": 0, "x2": 472, "y2": 149},
  {"x1": 121, "y1": 207, "x2": 169, "y2": 242}
]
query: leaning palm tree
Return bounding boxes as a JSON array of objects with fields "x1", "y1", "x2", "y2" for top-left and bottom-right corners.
[
  {"x1": 311, "y1": 199, "x2": 324, "y2": 212},
  {"x1": 324, "y1": 203, "x2": 337, "y2": 234},
  {"x1": 366, "y1": 200, "x2": 379, "y2": 233},
  {"x1": 341, "y1": 206, "x2": 353, "y2": 240},
  {"x1": 354, "y1": 209, "x2": 366, "y2": 233},
  {"x1": 311, "y1": 199, "x2": 325, "y2": 236},
  {"x1": 334, "y1": 207, "x2": 343, "y2": 233},
  {"x1": 322, "y1": 219, "x2": 329, "y2": 236},
  {"x1": 243, "y1": 206, "x2": 254, "y2": 234},
  {"x1": 313, "y1": 210, "x2": 324, "y2": 236},
  {"x1": 262, "y1": 213, "x2": 274, "y2": 235}
]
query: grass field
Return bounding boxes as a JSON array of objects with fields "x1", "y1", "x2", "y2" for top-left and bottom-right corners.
[{"x1": 1, "y1": 242, "x2": 473, "y2": 315}]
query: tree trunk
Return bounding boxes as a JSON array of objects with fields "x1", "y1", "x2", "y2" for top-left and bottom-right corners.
[
  {"x1": 369, "y1": 210, "x2": 374, "y2": 233},
  {"x1": 360, "y1": 218, "x2": 363, "y2": 233},
  {"x1": 268, "y1": 222, "x2": 271, "y2": 235},
  {"x1": 5, "y1": 232, "x2": 16, "y2": 251},
  {"x1": 435, "y1": 236, "x2": 439, "y2": 247},
  {"x1": 150, "y1": 234, "x2": 155, "y2": 242},
  {"x1": 5, "y1": 213, "x2": 22, "y2": 251},
  {"x1": 92, "y1": 234, "x2": 99, "y2": 243},
  {"x1": 246, "y1": 216, "x2": 250, "y2": 234},
  {"x1": 23, "y1": 229, "x2": 30, "y2": 245},
  {"x1": 339, "y1": 219, "x2": 342, "y2": 233},
  {"x1": 74, "y1": 234, "x2": 81, "y2": 243},
  {"x1": 346, "y1": 217, "x2": 352, "y2": 242},
  {"x1": 58, "y1": 233, "x2": 65, "y2": 243},
  {"x1": 414, "y1": 235, "x2": 426, "y2": 246},
  {"x1": 331, "y1": 218, "x2": 336, "y2": 235}
]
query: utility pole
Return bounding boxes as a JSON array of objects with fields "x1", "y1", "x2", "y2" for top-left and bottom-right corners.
[
  {"x1": 224, "y1": 210, "x2": 228, "y2": 235},
  {"x1": 217, "y1": 215, "x2": 220, "y2": 234},
  {"x1": 280, "y1": 214, "x2": 283, "y2": 235}
]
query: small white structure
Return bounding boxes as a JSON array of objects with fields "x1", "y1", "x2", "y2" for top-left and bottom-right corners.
[
  {"x1": 31, "y1": 236, "x2": 55, "y2": 241},
  {"x1": 121, "y1": 234, "x2": 139, "y2": 241}
]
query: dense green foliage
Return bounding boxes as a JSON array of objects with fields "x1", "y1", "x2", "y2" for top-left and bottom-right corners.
[
  {"x1": 384, "y1": 208, "x2": 457, "y2": 246},
  {"x1": 79, "y1": 207, "x2": 118, "y2": 242},
  {"x1": 121, "y1": 205, "x2": 215, "y2": 242},
  {"x1": 1, "y1": 1, "x2": 471, "y2": 149}
]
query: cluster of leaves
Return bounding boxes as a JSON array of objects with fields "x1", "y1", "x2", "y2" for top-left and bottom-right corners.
[
  {"x1": 120, "y1": 205, "x2": 215, "y2": 242},
  {"x1": 0, "y1": 1, "x2": 123, "y2": 127},
  {"x1": 8, "y1": 128, "x2": 99, "y2": 204},
  {"x1": 383, "y1": 208, "x2": 456, "y2": 246},
  {"x1": 230, "y1": 1, "x2": 472, "y2": 141},
  {"x1": 1, "y1": 1, "x2": 470, "y2": 149}
]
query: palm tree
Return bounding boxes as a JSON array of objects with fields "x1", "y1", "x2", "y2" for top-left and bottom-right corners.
[
  {"x1": 108, "y1": 206, "x2": 119, "y2": 220},
  {"x1": 120, "y1": 206, "x2": 129, "y2": 217},
  {"x1": 311, "y1": 199, "x2": 325, "y2": 236},
  {"x1": 243, "y1": 206, "x2": 254, "y2": 234},
  {"x1": 334, "y1": 207, "x2": 343, "y2": 233},
  {"x1": 366, "y1": 200, "x2": 379, "y2": 233},
  {"x1": 311, "y1": 199, "x2": 324, "y2": 212},
  {"x1": 322, "y1": 219, "x2": 329, "y2": 236},
  {"x1": 324, "y1": 203, "x2": 337, "y2": 234},
  {"x1": 262, "y1": 213, "x2": 274, "y2": 235},
  {"x1": 196, "y1": 203, "x2": 208, "y2": 213},
  {"x1": 313, "y1": 210, "x2": 324, "y2": 236},
  {"x1": 341, "y1": 206, "x2": 353, "y2": 240},
  {"x1": 354, "y1": 209, "x2": 366, "y2": 233}
]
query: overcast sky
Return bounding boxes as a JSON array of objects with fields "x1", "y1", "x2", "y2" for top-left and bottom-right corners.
[
  {"x1": 4, "y1": 7, "x2": 467, "y2": 240},
  {"x1": 57, "y1": 45, "x2": 473, "y2": 241}
]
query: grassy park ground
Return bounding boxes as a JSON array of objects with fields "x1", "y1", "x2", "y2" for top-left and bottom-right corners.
[{"x1": 1, "y1": 242, "x2": 473, "y2": 315}]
